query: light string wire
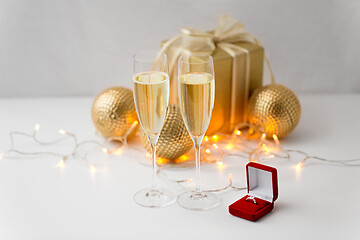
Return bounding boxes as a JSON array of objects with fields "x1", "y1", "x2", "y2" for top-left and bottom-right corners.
[
  {"x1": 177, "y1": 123, "x2": 360, "y2": 192},
  {"x1": 0, "y1": 124, "x2": 107, "y2": 171},
  {"x1": 227, "y1": 123, "x2": 360, "y2": 170},
  {"x1": 0, "y1": 122, "x2": 139, "y2": 172},
  {"x1": 1, "y1": 121, "x2": 360, "y2": 193},
  {"x1": 156, "y1": 167, "x2": 246, "y2": 192}
]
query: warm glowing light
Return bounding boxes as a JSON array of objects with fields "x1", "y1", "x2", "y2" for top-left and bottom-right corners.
[
  {"x1": 236, "y1": 130, "x2": 241, "y2": 136},
  {"x1": 216, "y1": 161, "x2": 224, "y2": 169},
  {"x1": 59, "y1": 129, "x2": 66, "y2": 135},
  {"x1": 272, "y1": 134, "x2": 280, "y2": 146},
  {"x1": 102, "y1": 147, "x2": 108, "y2": 153},
  {"x1": 269, "y1": 155, "x2": 274, "y2": 159},
  {"x1": 145, "y1": 153, "x2": 151, "y2": 158},
  {"x1": 179, "y1": 155, "x2": 189, "y2": 161},
  {"x1": 212, "y1": 135, "x2": 218, "y2": 141},
  {"x1": 157, "y1": 158, "x2": 168, "y2": 165},
  {"x1": 175, "y1": 154, "x2": 190, "y2": 164},
  {"x1": 89, "y1": 164, "x2": 96, "y2": 173},
  {"x1": 261, "y1": 133, "x2": 266, "y2": 140},
  {"x1": 57, "y1": 157, "x2": 65, "y2": 168},
  {"x1": 123, "y1": 120, "x2": 139, "y2": 138},
  {"x1": 213, "y1": 144, "x2": 218, "y2": 149},
  {"x1": 130, "y1": 121, "x2": 139, "y2": 130},
  {"x1": 205, "y1": 149, "x2": 211, "y2": 154},
  {"x1": 249, "y1": 128, "x2": 254, "y2": 135},
  {"x1": 34, "y1": 124, "x2": 40, "y2": 132},
  {"x1": 204, "y1": 136, "x2": 209, "y2": 142},
  {"x1": 262, "y1": 144, "x2": 271, "y2": 153},
  {"x1": 112, "y1": 147, "x2": 123, "y2": 155},
  {"x1": 226, "y1": 144, "x2": 233, "y2": 150},
  {"x1": 228, "y1": 173, "x2": 233, "y2": 182},
  {"x1": 296, "y1": 162, "x2": 302, "y2": 172}
]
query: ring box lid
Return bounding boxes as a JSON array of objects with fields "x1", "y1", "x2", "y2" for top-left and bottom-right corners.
[{"x1": 246, "y1": 162, "x2": 278, "y2": 203}]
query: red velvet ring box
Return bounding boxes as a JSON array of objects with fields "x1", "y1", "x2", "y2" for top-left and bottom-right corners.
[{"x1": 229, "y1": 162, "x2": 278, "y2": 221}]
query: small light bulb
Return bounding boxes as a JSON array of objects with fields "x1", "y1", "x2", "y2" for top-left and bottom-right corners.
[
  {"x1": 262, "y1": 144, "x2": 270, "y2": 153},
  {"x1": 226, "y1": 144, "x2": 233, "y2": 150},
  {"x1": 59, "y1": 129, "x2": 66, "y2": 135},
  {"x1": 261, "y1": 133, "x2": 266, "y2": 140},
  {"x1": 213, "y1": 144, "x2": 218, "y2": 149},
  {"x1": 57, "y1": 157, "x2": 66, "y2": 168},
  {"x1": 102, "y1": 147, "x2": 108, "y2": 153},
  {"x1": 89, "y1": 165, "x2": 96, "y2": 173},
  {"x1": 205, "y1": 149, "x2": 210, "y2": 154},
  {"x1": 204, "y1": 136, "x2": 209, "y2": 142},
  {"x1": 273, "y1": 134, "x2": 280, "y2": 146},
  {"x1": 130, "y1": 120, "x2": 138, "y2": 130},
  {"x1": 34, "y1": 124, "x2": 40, "y2": 132},
  {"x1": 228, "y1": 173, "x2": 233, "y2": 182},
  {"x1": 296, "y1": 162, "x2": 302, "y2": 172},
  {"x1": 269, "y1": 155, "x2": 275, "y2": 159},
  {"x1": 217, "y1": 161, "x2": 224, "y2": 169},
  {"x1": 212, "y1": 135, "x2": 218, "y2": 141},
  {"x1": 145, "y1": 153, "x2": 151, "y2": 158},
  {"x1": 236, "y1": 130, "x2": 241, "y2": 136},
  {"x1": 113, "y1": 147, "x2": 123, "y2": 155}
]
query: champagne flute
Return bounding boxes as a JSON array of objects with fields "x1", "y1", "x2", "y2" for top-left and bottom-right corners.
[
  {"x1": 133, "y1": 50, "x2": 175, "y2": 208},
  {"x1": 177, "y1": 54, "x2": 221, "y2": 210}
]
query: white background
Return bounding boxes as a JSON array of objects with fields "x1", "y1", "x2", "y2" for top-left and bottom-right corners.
[{"x1": 1, "y1": 0, "x2": 360, "y2": 97}]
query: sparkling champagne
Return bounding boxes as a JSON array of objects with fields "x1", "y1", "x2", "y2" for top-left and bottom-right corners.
[
  {"x1": 179, "y1": 72, "x2": 215, "y2": 137},
  {"x1": 133, "y1": 71, "x2": 169, "y2": 137}
]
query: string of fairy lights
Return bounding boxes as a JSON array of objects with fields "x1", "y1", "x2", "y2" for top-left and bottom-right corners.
[
  {"x1": 0, "y1": 123, "x2": 109, "y2": 172},
  {"x1": 201, "y1": 123, "x2": 360, "y2": 172},
  {"x1": 0, "y1": 122, "x2": 137, "y2": 173},
  {"x1": 1, "y1": 122, "x2": 360, "y2": 193}
]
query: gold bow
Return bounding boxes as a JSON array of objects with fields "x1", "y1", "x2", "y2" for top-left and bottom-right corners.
[
  {"x1": 181, "y1": 15, "x2": 260, "y2": 52},
  {"x1": 159, "y1": 15, "x2": 275, "y2": 128}
]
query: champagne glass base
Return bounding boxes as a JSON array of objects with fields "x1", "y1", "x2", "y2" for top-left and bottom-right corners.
[
  {"x1": 134, "y1": 188, "x2": 176, "y2": 208},
  {"x1": 177, "y1": 191, "x2": 221, "y2": 210}
]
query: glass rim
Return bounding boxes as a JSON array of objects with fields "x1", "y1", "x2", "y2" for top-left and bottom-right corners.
[
  {"x1": 178, "y1": 54, "x2": 214, "y2": 65},
  {"x1": 133, "y1": 50, "x2": 167, "y2": 63},
  {"x1": 133, "y1": 71, "x2": 169, "y2": 85}
]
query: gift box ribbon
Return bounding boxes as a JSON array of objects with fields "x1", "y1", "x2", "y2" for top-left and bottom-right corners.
[{"x1": 158, "y1": 15, "x2": 275, "y2": 128}]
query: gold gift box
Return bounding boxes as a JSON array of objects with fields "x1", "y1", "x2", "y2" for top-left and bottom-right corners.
[
  {"x1": 159, "y1": 15, "x2": 265, "y2": 135},
  {"x1": 208, "y1": 42, "x2": 264, "y2": 134}
]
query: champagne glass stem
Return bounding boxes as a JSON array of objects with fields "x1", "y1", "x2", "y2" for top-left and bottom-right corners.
[
  {"x1": 149, "y1": 136, "x2": 159, "y2": 191},
  {"x1": 195, "y1": 143, "x2": 201, "y2": 193},
  {"x1": 193, "y1": 136, "x2": 203, "y2": 193}
]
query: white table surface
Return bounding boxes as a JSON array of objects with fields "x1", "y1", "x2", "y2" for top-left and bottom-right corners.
[{"x1": 0, "y1": 94, "x2": 359, "y2": 240}]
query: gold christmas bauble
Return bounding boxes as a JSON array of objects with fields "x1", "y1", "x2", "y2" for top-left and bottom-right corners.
[
  {"x1": 139, "y1": 104, "x2": 193, "y2": 161},
  {"x1": 248, "y1": 84, "x2": 301, "y2": 138},
  {"x1": 92, "y1": 87, "x2": 137, "y2": 138}
]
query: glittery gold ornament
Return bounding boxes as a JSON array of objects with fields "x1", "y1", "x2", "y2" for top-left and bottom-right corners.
[
  {"x1": 92, "y1": 87, "x2": 138, "y2": 138},
  {"x1": 139, "y1": 104, "x2": 193, "y2": 161},
  {"x1": 248, "y1": 84, "x2": 301, "y2": 138}
]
